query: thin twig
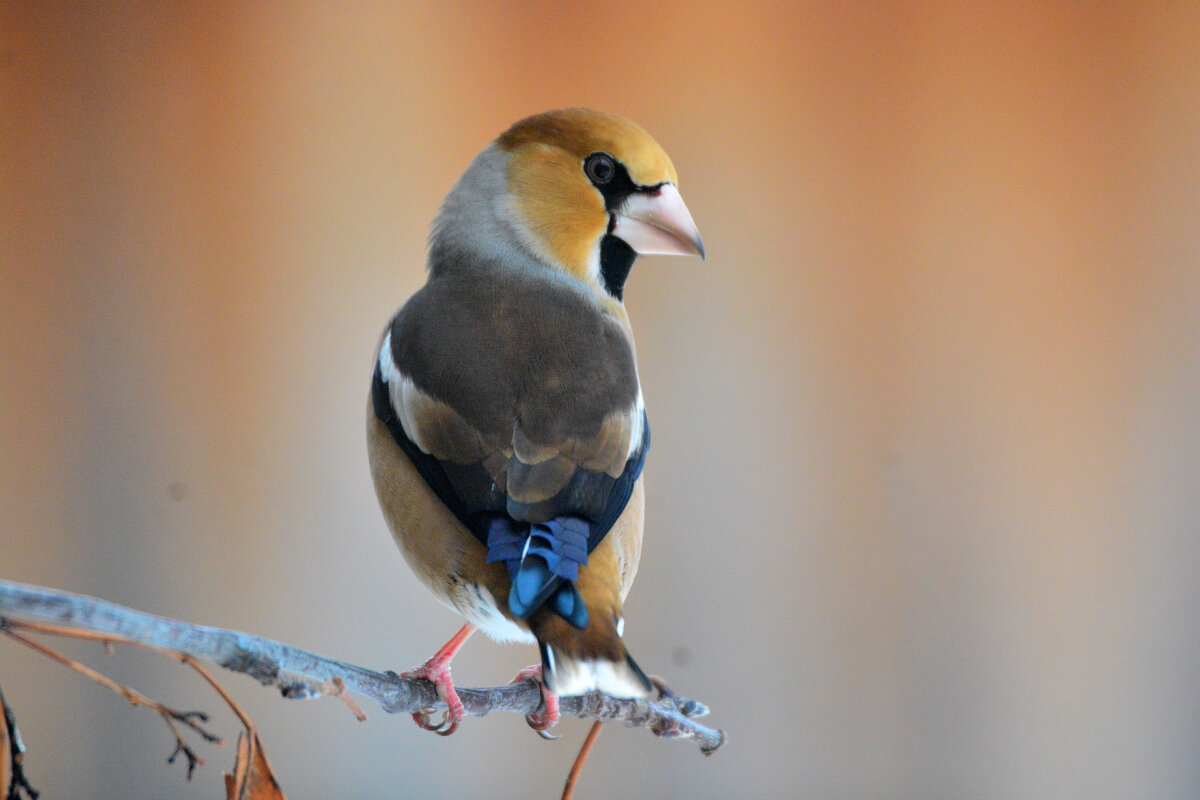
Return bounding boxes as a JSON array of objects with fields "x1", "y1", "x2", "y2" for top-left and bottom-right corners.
[
  {"x1": 0, "y1": 616, "x2": 291, "y2": 788},
  {"x1": 0, "y1": 580, "x2": 726, "y2": 753},
  {"x1": 0, "y1": 678, "x2": 40, "y2": 800},
  {"x1": 0, "y1": 624, "x2": 224, "y2": 746},
  {"x1": 323, "y1": 677, "x2": 367, "y2": 722},
  {"x1": 0, "y1": 623, "x2": 226, "y2": 782},
  {"x1": 4, "y1": 617, "x2": 261, "y2": 734},
  {"x1": 164, "y1": 715, "x2": 204, "y2": 781},
  {"x1": 561, "y1": 720, "x2": 604, "y2": 800}
]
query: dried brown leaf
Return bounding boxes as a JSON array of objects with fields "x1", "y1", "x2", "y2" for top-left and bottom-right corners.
[{"x1": 224, "y1": 730, "x2": 285, "y2": 800}]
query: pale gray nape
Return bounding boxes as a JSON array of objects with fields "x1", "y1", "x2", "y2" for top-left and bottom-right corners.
[{"x1": 429, "y1": 144, "x2": 544, "y2": 277}]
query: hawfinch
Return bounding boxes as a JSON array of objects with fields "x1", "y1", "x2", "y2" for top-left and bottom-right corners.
[{"x1": 368, "y1": 108, "x2": 703, "y2": 735}]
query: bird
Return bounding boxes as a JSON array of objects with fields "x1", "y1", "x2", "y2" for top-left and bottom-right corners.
[{"x1": 367, "y1": 108, "x2": 703, "y2": 735}]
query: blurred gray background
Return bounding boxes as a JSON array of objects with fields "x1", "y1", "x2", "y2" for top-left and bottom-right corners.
[{"x1": 3, "y1": 3, "x2": 1200, "y2": 798}]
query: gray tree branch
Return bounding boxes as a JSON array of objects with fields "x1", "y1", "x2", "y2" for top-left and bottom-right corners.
[{"x1": 0, "y1": 580, "x2": 725, "y2": 754}]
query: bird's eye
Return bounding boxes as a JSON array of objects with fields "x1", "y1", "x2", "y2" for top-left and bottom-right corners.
[{"x1": 585, "y1": 153, "x2": 616, "y2": 185}]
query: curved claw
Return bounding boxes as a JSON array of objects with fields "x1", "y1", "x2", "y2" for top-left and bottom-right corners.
[
  {"x1": 402, "y1": 665, "x2": 467, "y2": 735},
  {"x1": 400, "y1": 623, "x2": 476, "y2": 736},
  {"x1": 531, "y1": 722, "x2": 559, "y2": 740},
  {"x1": 509, "y1": 665, "x2": 560, "y2": 736},
  {"x1": 410, "y1": 699, "x2": 463, "y2": 736}
]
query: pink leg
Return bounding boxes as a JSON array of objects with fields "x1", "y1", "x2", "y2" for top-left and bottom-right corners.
[
  {"x1": 509, "y1": 664, "x2": 560, "y2": 736},
  {"x1": 401, "y1": 623, "x2": 477, "y2": 735}
]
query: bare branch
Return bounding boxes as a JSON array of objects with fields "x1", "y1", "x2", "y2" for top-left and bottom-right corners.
[
  {"x1": 164, "y1": 714, "x2": 205, "y2": 782},
  {"x1": 1, "y1": 678, "x2": 40, "y2": 800},
  {"x1": 1, "y1": 622, "x2": 227, "y2": 782},
  {"x1": 0, "y1": 580, "x2": 725, "y2": 754},
  {"x1": 2, "y1": 624, "x2": 225, "y2": 747}
]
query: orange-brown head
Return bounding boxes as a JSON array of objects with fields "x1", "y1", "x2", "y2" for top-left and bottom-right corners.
[{"x1": 431, "y1": 108, "x2": 703, "y2": 301}]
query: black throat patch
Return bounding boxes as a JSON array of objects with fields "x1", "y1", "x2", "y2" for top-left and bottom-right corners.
[{"x1": 599, "y1": 233, "x2": 637, "y2": 300}]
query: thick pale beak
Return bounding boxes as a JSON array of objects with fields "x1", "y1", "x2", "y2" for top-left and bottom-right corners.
[{"x1": 611, "y1": 183, "x2": 705, "y2": 259}]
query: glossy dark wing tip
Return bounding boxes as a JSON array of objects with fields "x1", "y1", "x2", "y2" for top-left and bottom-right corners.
[
  {"x1": 551, "y1": 582, "x2": 589, "y2": 630},
  {"x1": 508, "y1": 556, "x2": 561, "y2": 618},
  {"x1": 625, "y1": 650, "x2": 653, "y2": 694}
]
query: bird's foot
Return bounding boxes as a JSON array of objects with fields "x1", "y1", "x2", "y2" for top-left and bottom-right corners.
[
  {"x1": 509, "y1": 664, "x2": 560, "y2": 738},
  {"x1": 401, "y1": 623, "x2": 476, "y2": 735},
  {"x1": 401, "y1": 658, "x2": 465, "y2": 735}
]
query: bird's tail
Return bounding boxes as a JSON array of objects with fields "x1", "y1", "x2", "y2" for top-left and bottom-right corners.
[{"x1": 532, "y1": 611, "x2": 653, "y2": 699}]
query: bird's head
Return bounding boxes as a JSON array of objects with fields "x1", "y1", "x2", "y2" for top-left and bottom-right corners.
[{"x1": 431, "y1": 108, "x2": 704, "y2": 301}]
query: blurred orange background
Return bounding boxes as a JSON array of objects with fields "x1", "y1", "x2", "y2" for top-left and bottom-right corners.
[{"x1": 3, "y1": 3, "x2": 1199, "y2": 798}]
